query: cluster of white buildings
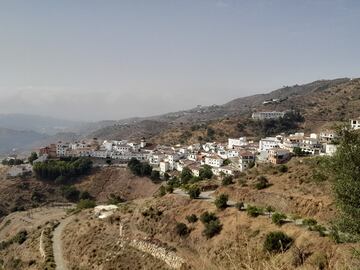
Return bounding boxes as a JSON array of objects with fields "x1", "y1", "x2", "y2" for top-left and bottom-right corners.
[{"x1": 36, "y1": 114, "x2": 360, "y2": 179}]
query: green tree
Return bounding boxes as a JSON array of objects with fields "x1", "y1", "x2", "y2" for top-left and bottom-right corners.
[
  {"x1": 175, "y1": 222, "x2": 190, "y2": 237},
  {"x1": 222, "y1": 175, "x2": 233, "y2": 186},
  {"x1": 150, "y1": 170, "x2": 160, "y2": 181},
  {"x1": 180, "y1": 167, "x2": 193, "y2": 184},
  {"x1": 272, "y1": 212, "x2": 287, "y2": 226},
  {"x1": 186, "y1": 214, "x2": 198, "y2": 223},
  {"x1": 327, "y1": 129, "x2": 360, "y2": 236},
  {"x1": 263, "y1": 231, "x2": 293, "y2": 253},
  {"x1": 28, "y1": 152, "x2": 38, "y2": 164},
  {"x1": 199, "y1": 165, "x2": 213, "y2": 180},
  {"x1": 188, "y1": 185, "x2": 200, "y2": 199},
  {"x1": 214, "y1": 194, "x2": 228, "y2": 210},
  {"x1": 223, "y1": 159, "x2": 231, "y2": 166}
]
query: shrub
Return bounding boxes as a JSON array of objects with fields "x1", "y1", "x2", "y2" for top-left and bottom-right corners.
[
  {"x1": 77, "y1": 199, "x2": 96, "y2": 209},
  {"x1": 263, "y1": 231, "x2": 293, "y2": 253},
  {"x1": 61, "y1": 186, "x2": 80, "y2": 202},
  {"x1": 79, "y1": 191, "x2": 92, "y2": 200},
  {"x1": 188, "y1": 185, "x2": 200, "y2": 199},
  {"x1": 214, "y1": 194, "x2": 229, "y2": 210},
  {"x1": 272, "y1": 212, "x2": 287, "y2": 226},
  {"x1": 175, "y1": 222, "x2": 190, "y2": 237},
  {"x1": 150, "y1": 170, "x2": 160, "y2": 181},
  {"x1": 186, "y1": 214, "x2": 198, "y2": 223},
  {"x1": 278, "y1": 164, "x2": 288, "y2": 173},
  {"x1": 203, "y1": 220, "x2": 222, "y2": 239},
  {"x1": 159, "y1": 186, "x2": 166, "y2": 197},
  {"x1": 311, "y1": 225, "x2": 327, "y2": 237},
  {"x1": 107, "y1": 193, "x2": 124, "y2": 205},
  {"x1": 13, "y1": 230, "x2": 27, "y2": 244},
  {"x1": 200, "y1": 211, "x2": 218, "y2": 224},
  {"x1": 255, "y1": 176, "x2": 269, "y2": 190},
  {"x1": 303, "y1": 218, "x2": 317, "y2": 227},
  {"x1": 180, "y1": 167, "x2": 193, "y2": 184},
  {"x1": 247, "y1": 205, "x2": 263, "y2": 217},
  {"x1": 235, "y1": 202, "x2": 244, "y2": 211},
  {"x1": 199, "y1": 165, "x2": 213, "y2": 180},
  {"x1": 165, "y1": 185, "x2": 174, "y2": 193},
  {"x1": 266, "y1": 206, "x2": 275, "y2": 213},
  {"x1": 222, "y1": 176, "x2": 233, "y2": 186}
]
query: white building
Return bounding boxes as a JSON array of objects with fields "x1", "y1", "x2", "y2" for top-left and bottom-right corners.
[
  {"x1": 259, "y1": 136, "x2": 282, "y2": 151},
  {"x1": 319, "y1": 130, "x2": 337, "y2": 142},
  {"x1": 350, "y1": 118, "x2": 360, "y2": 130},
  {"x1": 228, "y1": 137, "x2": 247, "y2": 149},
  {"x1": 321, "y1": 144, "x2": 337, "y2": 156},
  {"x1": 252, "y1": 111, "x2": 286, "y2": 120},
  {"x1": 204, "y1": 155, "x2": 223, "y2": 168},
  {"x1": 159, "y1": 161, "x2": 170, "y2": 173}
]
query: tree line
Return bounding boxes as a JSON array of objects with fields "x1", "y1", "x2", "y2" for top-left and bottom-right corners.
[{"x1": 33, "y1": 157, "x2": 93, "y2": 182}]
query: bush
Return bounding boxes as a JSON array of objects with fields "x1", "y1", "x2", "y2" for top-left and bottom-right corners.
[
  {"x1": 222, "y1": 176, "x2": 233, "y2": 186},
  {"x1": 79, "y1": 191, "x2": 92, "y2": 200},
  {"x1": 107, "y1": 193, "x2": 124, "y2": 205},
  {"x1": 303, "y1": 218, "x2": 317, "y2": 227},
  {"x1": 263, "y1": 231, "x2": 293, "y2": 253},
  {"x1": 200, "y1": 211, "x2": 218, "y2": 224},
  {"x1": 150, "y1": 170, "x2": 160, "y2": 181},
  {"x1": 311, "y1": 224, "x2": 327, "y2": 237},
  {"x1": 199, "y1": 165, "x2": 213, "y2": 180},
  {"x1": 272, "y1": 212, "x2": 287, "y2": 226},
  {"x1": 13, "y1": 230, "x2": 27, "y2": 244},
  {"x1": 159, "y1": 186, "x2": 166, "y2": 197},
  {"x1": 255, "y1": 175, "x2": 270, "y2": 190},
  {"x1": 203, "y1": 220, "x2": 222, "y2": 239},
  {"x1": 165, "y1": 185, "x2": 174, "y2": 193},
  {"x1": 127, "y1": 158, "x2": 153, "y2": 177},
  {"x1": 235, "y1": 202, "x2": 244, "y2": 211},
  {"x1": 247, "y1": 205, "x2": 263, "y2": 217},
  {"x1": 278, "y1": 164, "x2": 288, "y2": 173},
  {"x1": 180, "y1": 167, "x2": 193, "y2": 184},
  {"x1": 188, "y1": 185, "x2": 200, "y2": 199},
  {"x1": 214, "y1": 194, "x2": 229, "y2": 210},
  {"x1": 61, "y1": 186, "x2": 80, "y2": 202},
  {"x1": 175, "y1": 222, "x2": 190, "y2": 237},
  {"x1": 77, "y1": 199, "x2": 96, "y2": 210},
  {"x1": 186, "y1": 214, "x2": 198, "y2": 223}
]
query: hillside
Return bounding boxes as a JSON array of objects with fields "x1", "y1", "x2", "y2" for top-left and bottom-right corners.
[
  {"x1": 0, "y1": 128, "x2": 48, "y2": 155},
  {"x1": 88, "y1": 78, "x2": 359, "y2": 143}
]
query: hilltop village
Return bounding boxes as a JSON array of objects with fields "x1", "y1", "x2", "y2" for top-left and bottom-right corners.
[{"x1": 20, "y1": 111, "x2": 359, "y2": 179}]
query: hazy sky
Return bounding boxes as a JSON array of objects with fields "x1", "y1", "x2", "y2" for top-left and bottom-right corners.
[{"x1": 0, "y1": 0, "x2": 359, "y2": 121}]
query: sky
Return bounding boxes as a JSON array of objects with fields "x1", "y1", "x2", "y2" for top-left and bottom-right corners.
[{"x1": 0, "y1": 0, "x2": 359, "y2": 121}]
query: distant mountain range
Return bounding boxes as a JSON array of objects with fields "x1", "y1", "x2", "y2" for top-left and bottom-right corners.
[{"x1": 0, "y1": 77, "x2": 359, "y2": 155}]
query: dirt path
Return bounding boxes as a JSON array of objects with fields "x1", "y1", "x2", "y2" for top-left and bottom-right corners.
[{"x1": 53, "y1": 215, "x2": 75, "y2": 270}]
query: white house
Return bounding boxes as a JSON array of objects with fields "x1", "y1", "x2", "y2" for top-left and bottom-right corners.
[
  {"x1": 228, "y1": 137, "x2": 247, "y2": 149},
  {"x1": 204, "y1": 155, "x2": 223, "y2": 168},
  {"x1": 259, "y1": 136, "x2": 282, "y2": 151},
  {"x1": 159, "y1": 161, "x2": 170, "y2": 173},
  {"x1": 212, "y1": 165, "x2": 239, "y2": 176},
  {"x1": 350, "y1": 117, "x2": 360, "y2": 130},
  {"x1": 323, "y1": 144, "x2": 337, "y2": 156},
  {"x1": 319, "y1": 130, "x2": 337, "y2": 142}
]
